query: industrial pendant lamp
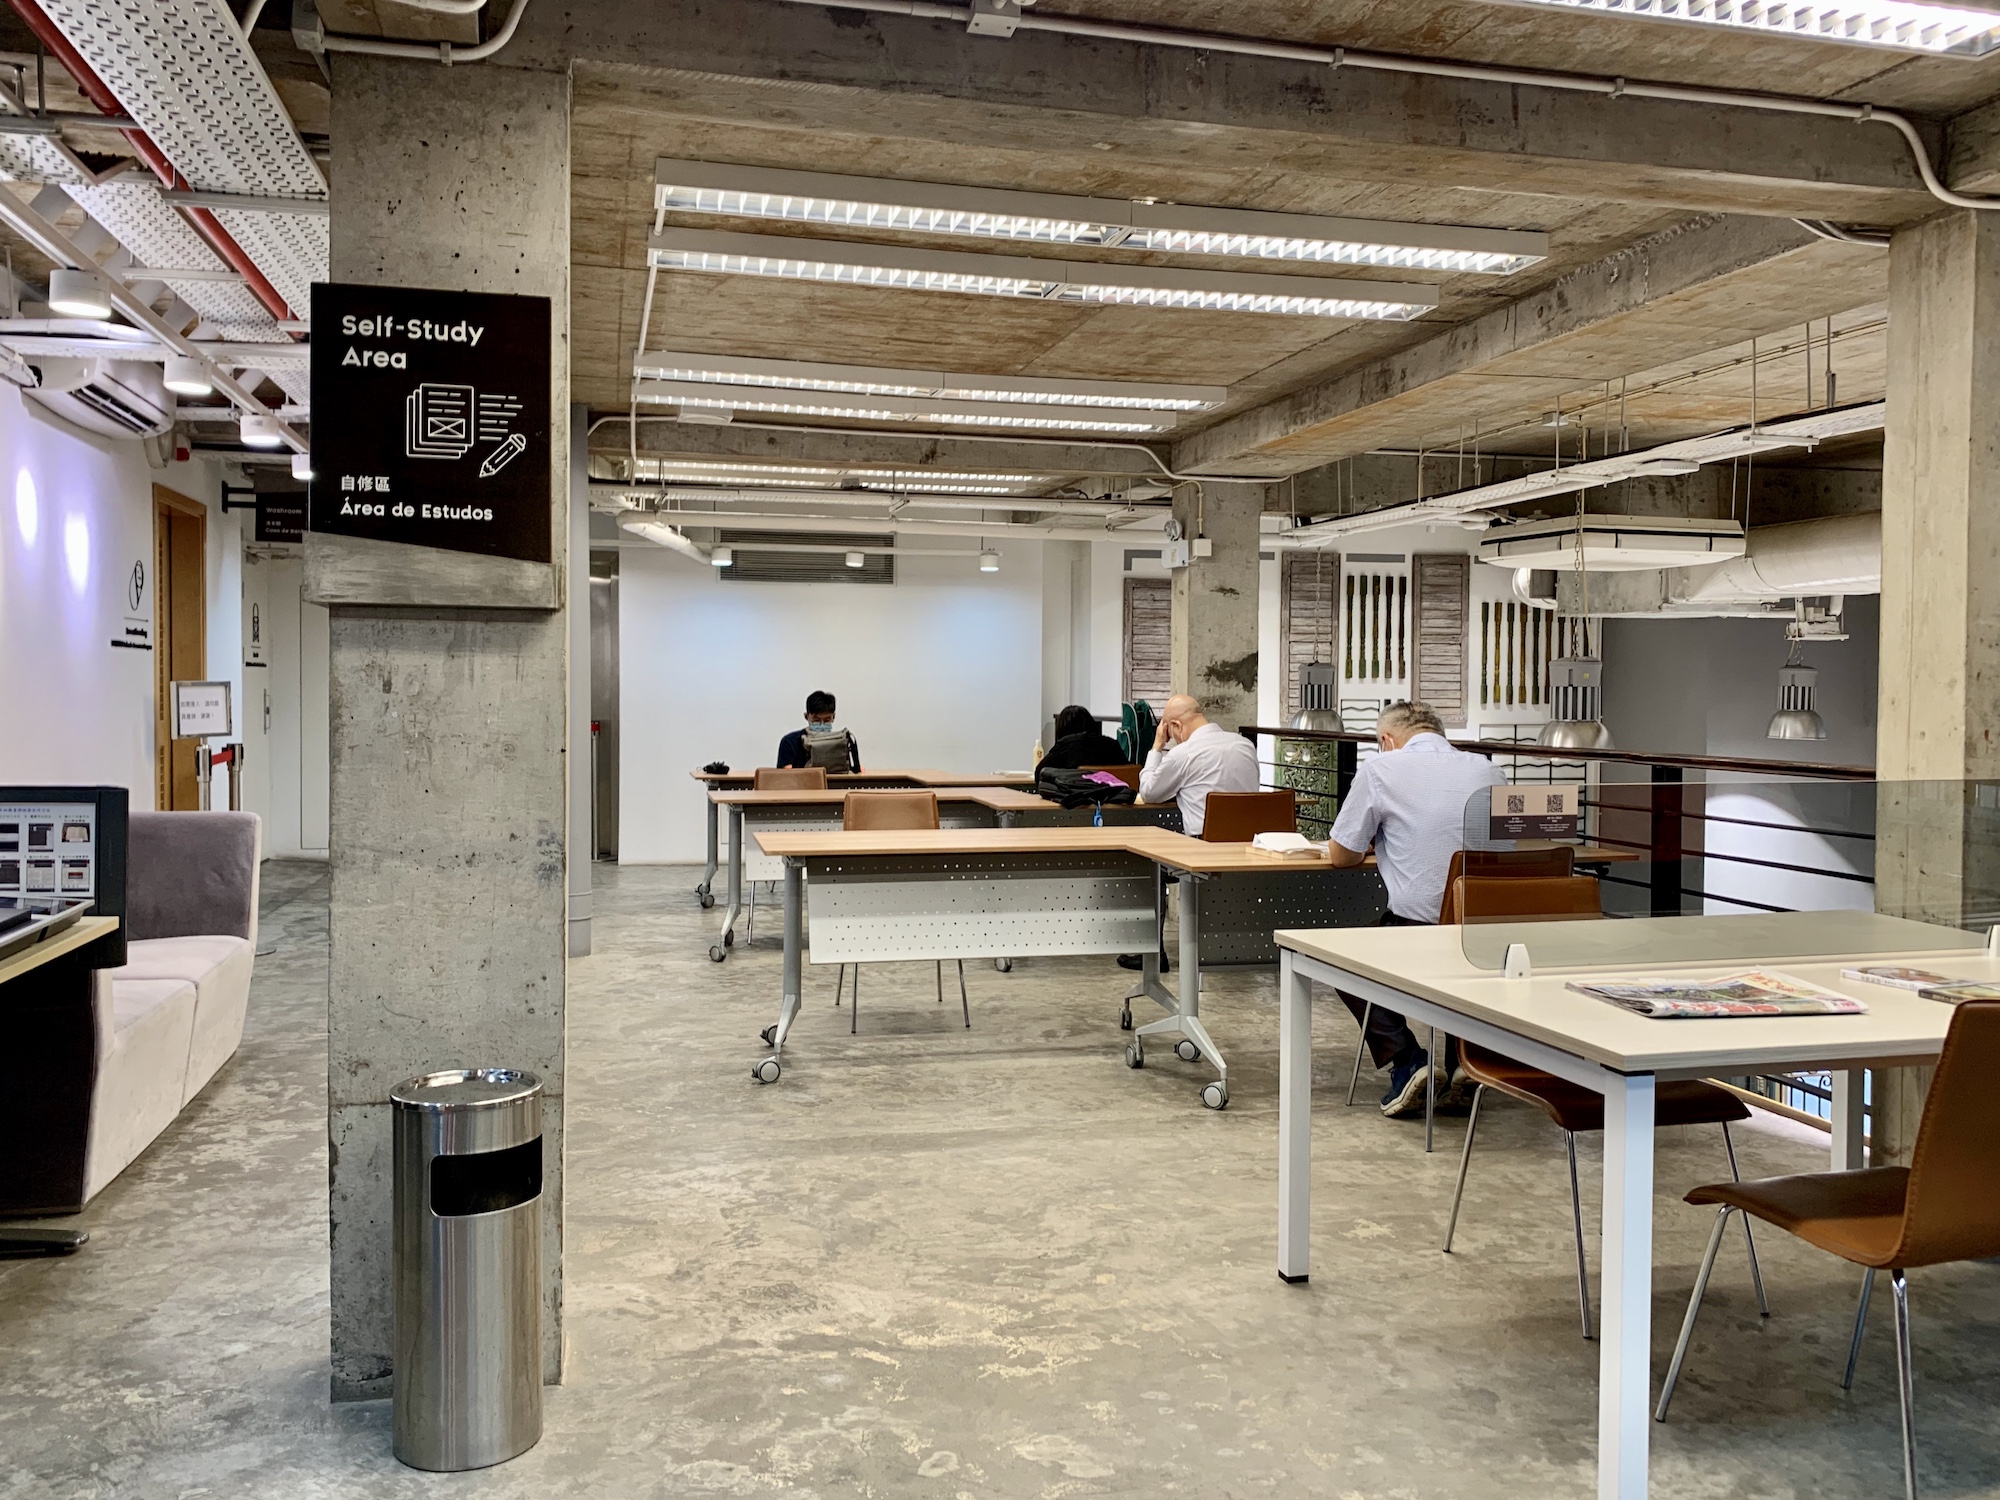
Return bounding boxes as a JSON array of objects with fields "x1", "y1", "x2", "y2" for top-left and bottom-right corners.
[
  {"x1": 1539, "y1": 500, "x2": 1613, "y2": 749},
  {"x1": 1767, "y1": 643, "x2": 1827, "y2": 741}
]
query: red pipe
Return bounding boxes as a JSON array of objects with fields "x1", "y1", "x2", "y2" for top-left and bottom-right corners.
[{"x1": 5, "y1": 0, "x2": 299, "y2": 325}]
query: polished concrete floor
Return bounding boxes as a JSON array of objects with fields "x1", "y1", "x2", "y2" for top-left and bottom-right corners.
[{"x1": 3, "y1": 859, "x2": 1996, "y2": 1498}]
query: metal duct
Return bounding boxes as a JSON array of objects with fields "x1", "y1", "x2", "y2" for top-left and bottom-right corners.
[{"x1": 1675, "y1": 512, "x2": 1881, "y2": 603}]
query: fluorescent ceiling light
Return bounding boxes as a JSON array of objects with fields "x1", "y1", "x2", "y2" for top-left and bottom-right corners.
[
  {"x1": 655, "y1": 158, "x2": 1547, "y2": 274},
  {"x1": 47, "y1": 268, "x2": 110, "y2": 320},
  {"x1": 648, "y1": 227, "x2": 1439, "y2": 321},
  {"x1": 635, "y1": 379, "x2": 1181, "y2": 433},
  {"x1": 1477, "y1": 0, "x2": 2000, "y2": 56},
  {"x1": 634, "y1": 350, "x2": 1224, "y2": 411},
  {"x1": 640, "y1": 460, "x2": 1048, "y2": 492}
]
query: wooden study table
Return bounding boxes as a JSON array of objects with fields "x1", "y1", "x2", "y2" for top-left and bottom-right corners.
[
  {"x1": 0, "y1": 914, "x2": 120, "y2": 1256},
  {"x1": 688, "y1": 767, "x2": 1036, "y2": 909},
  {"x1": 746, "y1": 826, "x2": 1393, "y2": 1106},
  {"x1": 704, "y1": 785, "x2": 1049, "y2": 963},
  {"x1": 1274, "y1": 910, "x2": 1987, "y2": 1500}
]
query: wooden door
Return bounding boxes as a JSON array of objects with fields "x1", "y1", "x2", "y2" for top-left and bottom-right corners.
[
  {"x1": 1279, "y1": 552, "x2": 1341, "y2": 719},
  {"x1": 153, "y1": 486, "x2": 207, "y2": 809},
  {"x1": 1412, "y1": 553, "x2": 1471, "y2": 728}
]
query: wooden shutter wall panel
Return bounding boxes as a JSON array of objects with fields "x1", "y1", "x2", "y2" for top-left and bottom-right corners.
[
  {"x1": 1122, "y1": 577, "x2": 1172, "y2": 707},
  {"x1": 1412, "y1": 553, "x2": 1470, "y2": 728},
  {"x1": 1279, "y1": 553, "x2": 1340, "y2": 719}
]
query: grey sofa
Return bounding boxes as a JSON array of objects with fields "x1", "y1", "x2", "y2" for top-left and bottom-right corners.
[{"x1": 85, "y1": 811, "x2": 262, "y2": 1202}]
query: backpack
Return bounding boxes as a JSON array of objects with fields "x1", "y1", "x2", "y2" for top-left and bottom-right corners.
[
  {"x1": 801, "y1": 728, "x2": 854, "y2": 772},
  {"x1": 1119, "y1": 700, "x2": 1159, "y2": 763},
  {"x1": 1036, "y1": 767, "x2": 1137, "y2": 810}
]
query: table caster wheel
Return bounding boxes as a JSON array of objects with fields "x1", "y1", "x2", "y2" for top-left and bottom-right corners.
[
  {"x1": 760, "y1": 1025, "x2": 777, "y2": 1047},
  {"x1": 1202, "y1": 1081, "x2": 1228, "y2": 1110},
  {"x1": 752, "y1": 1058, "x2": 781, "y2": 1084},
  {"x1": 723, "y1": 930, "x2": 735, "y2": 948},
  {"x1": 1125, "y1": 1043, "x2": 1144, "y2": 1069},
  {"x1": 709, "y1": 945, "x2": 726, "y2": 963},
  {"x1": 994, "y1": 957, "x2": 1013, "y2": 973},
  {"x1": 1119, "y1": 1005, "x2": 1133, "y2": 1032},
  {"x1": 699, "y1": 893, "x2": 714, "y2": 909},
  {"x1": 1175, "y1": 1039, "x2": 1201, "y2": 1063}
]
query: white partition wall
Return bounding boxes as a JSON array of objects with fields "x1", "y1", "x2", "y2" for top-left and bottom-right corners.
[{"x1": 620, "y1": 543, "x2": 1046, "y2": 864}]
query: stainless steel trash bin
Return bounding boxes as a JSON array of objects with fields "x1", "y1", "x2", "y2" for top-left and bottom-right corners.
[{"x1": 391, "y1": 1068, "x2": 544, "y2": 1472}]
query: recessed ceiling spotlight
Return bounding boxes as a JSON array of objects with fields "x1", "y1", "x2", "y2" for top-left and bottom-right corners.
[{"x1": 654, "y1": 159, "x2": 1547, "y2": 274}]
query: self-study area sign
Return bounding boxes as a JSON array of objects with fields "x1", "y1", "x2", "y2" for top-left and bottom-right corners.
[
  {"x1": 1489, "y1": 783, "x2": 1579, "y2": 840},
  {"x1": 308, "y1": 284, "x2": 551, "y2": 563}
]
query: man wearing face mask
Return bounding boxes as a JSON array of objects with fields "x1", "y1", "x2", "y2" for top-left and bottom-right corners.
[
  {"x1": 775, "y1": 689, "x2": 862, "y2": 774},
  {"x1": 1136, "y1": 692, "x2": 1258, "y2": 836}
]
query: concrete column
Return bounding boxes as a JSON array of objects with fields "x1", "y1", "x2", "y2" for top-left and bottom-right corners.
[
  {"x1": 1874, "y1": 209, "x2": 2000, "y2": 1164},
  {"x1": 568, "y1": 407, "x2": 592, "y2": 957},
  {"x1": 322, "y1": 59, "x2": 571, "y2": 1401},
  {"x1": 1171, "y1": 482, "x2": 1265, "y2": 730}
]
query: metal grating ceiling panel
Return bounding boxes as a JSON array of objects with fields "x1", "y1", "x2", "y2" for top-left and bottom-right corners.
[
  {"x1": 69, "y1": 180, "x2": 285, "y2": 342},
  {"x1": 0, "y1": 137, "x2": 85, "y2": 185},
  {"x1": 37, "y1": 0, "x2": 329, "y2": 313},
  {"x1": 38, "y1": 0, "x2": 325, "y2": 197}
]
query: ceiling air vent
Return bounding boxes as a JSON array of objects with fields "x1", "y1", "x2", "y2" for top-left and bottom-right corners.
[
  {"x1": 718, "y1": 530, "x2": 894, "y2": 585},
  {"x1": 24, "y1": 357, "x2": 172, "y2": 439}
]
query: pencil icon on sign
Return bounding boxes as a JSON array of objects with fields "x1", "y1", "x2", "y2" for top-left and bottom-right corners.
[{"x1": 479, "y1": 432, "x2": 526, "y2": 477}]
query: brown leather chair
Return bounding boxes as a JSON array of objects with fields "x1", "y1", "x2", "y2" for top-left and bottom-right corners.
[
  {"x1": 754, "y1": 766, "x2": 827, "y2": 791},
  {"x1": 1079, "y1": 764, "x2": 1142, "y2": 789},
  {"x1": 833, "y1": 791, "x2": 967, "y2": 1032},
  {"x1": 1655, "y1": 999, "x2": 2000, "y2": 1500},
  {"x1": 1437, "y1": 872, "x2": 1768, "y2": 1341},
  {"x1": 1200, "y1": 790, "x2": 1298, "y2": 842},
  {"x1": 1342, "y1": 847, "x2": 1582, "y2": 1108}
]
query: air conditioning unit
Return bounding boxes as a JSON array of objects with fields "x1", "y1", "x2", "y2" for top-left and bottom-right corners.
[{"x1": 25, "y1": 357, "x2": 173, "y2": 439}]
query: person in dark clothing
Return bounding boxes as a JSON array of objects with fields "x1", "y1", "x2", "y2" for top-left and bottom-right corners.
[
  {"x1": 1035, "y1": 704, "x2": 1128, "y2": 778},
  {"x1": 775, "y1": 689, "x2": 862, "y2": 773}
]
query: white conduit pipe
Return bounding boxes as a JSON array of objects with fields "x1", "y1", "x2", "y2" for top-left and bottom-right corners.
[
  {"x1": 318, "y1": 0, "x2": 528, "y2": 63},
  {"x1": 775, "y1": 0, "x2": 2000, "y2": 214},
  {"x1": 1676, "y1": 512, "x2": 1882, "y2": 600},
  {"x1": 0, "y1": 189, "x2": 304, "y2": 452}
]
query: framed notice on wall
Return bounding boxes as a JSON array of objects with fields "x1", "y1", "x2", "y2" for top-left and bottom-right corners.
[{"x1": 307, "y1": 283, "x2": 551, "y2": 563}]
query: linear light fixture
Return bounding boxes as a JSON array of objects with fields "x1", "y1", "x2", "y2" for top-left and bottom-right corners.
[
  {"x1": 648, "y1": 227, "x2": 1439, "y2": 321},
  {"x1": 633, "y1": 351, "x2": 1225, "y2": 411},
  {"x1": 655, "y1": 159, "x2": 1547, "y2": 275},
  {"x1": 634, "y1": 378, "x2": 1182, "y2": 433},
  {"x1": 637, "y1": 460, "x2": 1051, "y2": 494},
  {"x1": 1474, "y1": 0, "x2": 2000, "y2": 56}
]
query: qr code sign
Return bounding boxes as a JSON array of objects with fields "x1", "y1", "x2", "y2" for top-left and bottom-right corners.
[
  {"x1": 1546, "y1": 793, "x2": 1565, "y2": 813},
  {"x1": 1507, "y1": 794, "x2": 1526, "y2": 814}
]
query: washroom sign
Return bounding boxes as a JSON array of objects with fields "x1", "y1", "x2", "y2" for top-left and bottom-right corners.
[{"x1": 308, "y1": 284, "x2": 551, "y2": 563}]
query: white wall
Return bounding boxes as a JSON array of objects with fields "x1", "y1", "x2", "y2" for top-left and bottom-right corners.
[
  {"x1": 619, "y1": 541, "x2": 1047, "y2": 864},
  {"x1": 260, "y1": 552, "x2": 330, "y2": 858},
  {"x1": 0, "y1": 384, "x2": 226, "y2": 805}
]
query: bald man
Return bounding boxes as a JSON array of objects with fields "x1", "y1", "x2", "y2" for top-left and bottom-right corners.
[{"x1": 1137, "y1": 693, "x2": 1259, "y2": 837}]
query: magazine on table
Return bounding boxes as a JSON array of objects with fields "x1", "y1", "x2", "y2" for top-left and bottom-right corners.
[
  {"x1": 1567, "y1": 969, "x2": 1868, "y2": 1019},
  {"x1": 1842, "y1": 966, "x2": 2000, "y2": 1003}
]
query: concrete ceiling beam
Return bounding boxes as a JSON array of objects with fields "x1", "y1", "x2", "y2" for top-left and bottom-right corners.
[
  {"x1": 588, "y1": 416, "x2": 1172, "y2": 479},
  {"x1": 522, "y1": 1, "x2": 1939, "y2": 220},
  {"x1": 1172, "y1": 216, "x2": 1887, "y2": 476}
]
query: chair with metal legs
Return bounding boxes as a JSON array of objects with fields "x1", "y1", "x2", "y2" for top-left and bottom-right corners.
[
  {"x1": 1344, "y1": 847, "x2": 1580, "y2": 1111},
  {"x1": 1442, "y1": 1041, "x2": 1769, "y2": 1338},
  {"x1": 834, "y1": 791, "x2": 970, "y2": 1033},
  {"x1": 743, "y1": 768, "x2": 828, "y2": 946},
  {"x1": 1655, "y1": 998, "x2": 2000, "y2": 1500}
]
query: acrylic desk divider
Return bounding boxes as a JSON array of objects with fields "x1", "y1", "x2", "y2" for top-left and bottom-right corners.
[{"x1": 1456, "y1": 778, "x2": 2000, "y2": 971}]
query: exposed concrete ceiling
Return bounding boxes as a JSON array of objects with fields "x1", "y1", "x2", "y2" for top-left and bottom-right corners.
[{"x1": 548, "y1": 0, "x2": 1976, "y2": 514}]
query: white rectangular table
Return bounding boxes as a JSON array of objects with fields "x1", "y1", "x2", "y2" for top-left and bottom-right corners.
[{"x1": 1275, "y1": 911, "x2": 1992, "y2": 1500}]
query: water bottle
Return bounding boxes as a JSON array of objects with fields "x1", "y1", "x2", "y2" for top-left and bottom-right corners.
[{"x1": 1093, "y1": 801, "x2": 1104, "y2": 828}]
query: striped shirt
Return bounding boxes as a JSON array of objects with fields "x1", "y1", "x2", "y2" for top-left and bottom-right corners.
[{"x1": 1332, "y1": 733, "x2": 1506, "y2": 922}]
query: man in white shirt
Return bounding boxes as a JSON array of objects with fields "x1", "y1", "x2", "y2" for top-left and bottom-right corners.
[
  {"x1": 1329, "y1": 701, "x2": 1506, "y2": 1118},
  {"x1": 1138, "y1": 694, "x2": 1260, "y2": 836}
]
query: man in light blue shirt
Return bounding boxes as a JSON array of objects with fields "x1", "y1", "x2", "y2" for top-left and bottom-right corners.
[{"x1": 1329, "y1": 701, "x2": 1505, "y2": 1118}]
